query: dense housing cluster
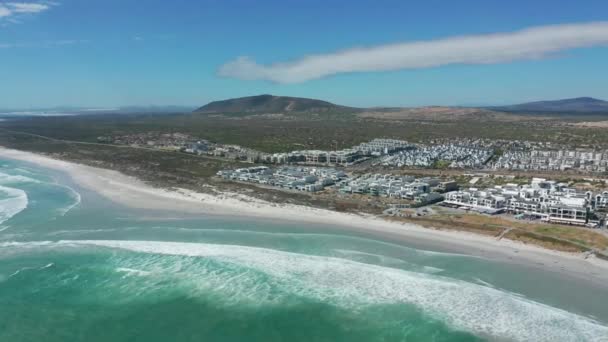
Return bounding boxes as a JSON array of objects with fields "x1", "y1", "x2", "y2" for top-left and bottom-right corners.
[
  {"x1": 185, "y1": 141, "x2": 263, "y2": 161},
  {"x1": 491, "y1": 150, "x2": 608, "y2": 172},
  {"x1": 216, "y1": 166, "x2": 347, "y2": 192},
  {"x1": 355, "y1": 139, "x2": 413, "y2": 156},
  {"x1": 102, "y1": 133, "x2": 608, "y2": 176},
  {"x1": 258, "y1": 139, "x2": 413, "y2": 166},
  {"x1": 444, "y1": 178, "x2": 608, "y2": 228},
  {"x1": 216, "y1": 167, "x2": 459, "y2": 206},
  {"x1": 380, "y1": 144, "x2": 494, "y2": 168},
  {"x1": 273, "y1": 149, "x2": 361, "y2": 166},
  {"x1": 338, "y1": 174, "x2": 456, "y2": 205},
  {"x1": 215, "y1": 168, "x2": 608, "y2": 229}
]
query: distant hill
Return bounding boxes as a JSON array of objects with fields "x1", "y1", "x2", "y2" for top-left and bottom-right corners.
[
  {"x1": 491, "y1": 97, "x2": 608, "y2": 114},
  {"x1": 194, "y1": 94, "x2": 358, "y2": 114},
  {"x1": 192, "y1": 95, "x2": 608, "y2": 120}
]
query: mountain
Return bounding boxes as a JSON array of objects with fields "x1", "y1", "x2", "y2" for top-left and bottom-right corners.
[
  {"x1": 491, "y1": 97, "x2": 608, "y2": 114},
  {"x1": 194, "y1": 94, "x2": 358, "y2": 114},
  {"x1": 193, "y1": 95, "x2": 608, "y2": 119}
]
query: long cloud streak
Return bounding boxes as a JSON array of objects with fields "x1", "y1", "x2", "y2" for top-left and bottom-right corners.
[
  {"x1": 218, "y1": 22, "x2": 608, "y2": 83},
  {"x1": 0, "y1": 2, "x2": 53, "y2": 21}
]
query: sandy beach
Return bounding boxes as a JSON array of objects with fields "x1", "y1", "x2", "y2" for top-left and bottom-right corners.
[{"x1": 1, "y1": 146, "x2": 608, "y2": 288}]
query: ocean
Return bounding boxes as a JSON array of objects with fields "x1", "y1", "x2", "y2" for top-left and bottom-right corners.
[{"x1": 1, "y1": 157, "x2": 607, "y2": 342}]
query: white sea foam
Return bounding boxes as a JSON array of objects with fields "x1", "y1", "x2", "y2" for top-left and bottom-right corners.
[
  {"x1": 40, "y1": 263, "x2": 54, "y2": 269},
  {"x1": 333, "y1": 249, "x2": 409, "y2": 265},
  {"x1": 422, "y1": 266, "x2": 444, "y2": 274},
  {"x1": 0, "y1": 171, "x2": 37, "y2": 228},
  {"x1": 160, "y1": 227, "x2": 476, "y2": 260},
  {"x1": 46, "y1": 228, "x2": 119, "y2": 236},
  {"x1": 116, "y1": 267, "x2": 152, "y2": 277},
  {"x1": 12, "y1": 167, "x2": 38, "y2": 176},
  {"x1": 7, "y1": 263, "x2": 54, "y2": 279},
  {"x1": 0, "y1": 185, "x2": 28, "y2": 227},
  {"x1": 0, "y1": 173, "x2": 40, "y2": 185},
  {"x1": 1, "y1": 241, "x2": 42, "y2": 247},
  {"x1": 416, "y1": 248, "x2": 477, "y2": 258},
  {"x1": 474, "y1": 277, "x2": 496, "y2": 288},
  {"x1": 2, "y1": 239, "x2": 607, "y2": 341},
  {"x1": 8, "y1": 267, "x2": 33, "y2": 278},
  {"x1": 56, "y1": 184, "x2": 81, "y2": 216},
  {"x1": 0, "y1": 232, "x2": 26, "y2": 240},
  {"x1": 27, "y1": 239, "x2": 606, "y2": 342},
  {"x1": 0, "y1": 168, "x2": 81, "y2": 217}
]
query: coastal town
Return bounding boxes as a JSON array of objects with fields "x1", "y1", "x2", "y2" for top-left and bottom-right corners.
[
  {"x1": 95, "y1": 132, "x2": 608, "y2": 230},
  {"x1": 217, "y1": 164, "x2": 608, "y2": 228},
  {"x1": 99, "y1": 133, "x2": 608, "y2": 172}
]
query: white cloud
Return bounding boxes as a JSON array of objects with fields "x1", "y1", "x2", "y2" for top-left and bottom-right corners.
[
  {"x1": 218, "y1": 21, "x2": 608, "y2": 83},
  {"x1": 0, "y1": 5, "x2": 11, "y2": 17},
  {"x1": 0, "y1": 1, "x2": 54, "y2": 22},
  {"x1": 6, "y1": 2, "x2": 49, "y2": 13}
]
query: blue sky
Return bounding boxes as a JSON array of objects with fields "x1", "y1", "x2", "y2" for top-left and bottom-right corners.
[{"x1": 1, "y1": 0, "x2": 607, "y2": 108}]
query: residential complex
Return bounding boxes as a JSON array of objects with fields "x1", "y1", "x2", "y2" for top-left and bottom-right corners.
[
  {"x1": 101, "y1": 133, "x2": 608, "y2": 175},
  {"x1": 217, "y1": 167, "x2": 454, "y2": 205},
  {"x1": 337, "y1": 173, "x2": 448, "y2": 205},
  {"x1": 491, "y1": 150, "x2": 608, "y2": 172},
  {"x1": 262, "y1": 139, "x2": 413, "y2": 166},
  {"x1": 355, "y1": 139, "x2": 413, "y2": 156},
  {"x1": 217, "y1": 163, "x2": 608, "y2": 229},
  {"x1": 217, "y1": 166, "x2": 348, "y2": 192},
  {"x1": 380, "y1": 143, "x2": 494, "y2": 168},
  {"x1": 444, "y1": 178, "x2": 607, "y2": 227}
]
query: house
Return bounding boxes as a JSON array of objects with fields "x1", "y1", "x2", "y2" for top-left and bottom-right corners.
[
  {"x1": 436, "y1": 181, "x2": 458, "y2": 192},
  {"x1": 415, "y1": 192, "x2": 443, "y2": 205}
]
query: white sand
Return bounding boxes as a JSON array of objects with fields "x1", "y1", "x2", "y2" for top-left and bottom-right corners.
[{"x1": 2, "y1": 147, "x2": 608, "y2": 287}]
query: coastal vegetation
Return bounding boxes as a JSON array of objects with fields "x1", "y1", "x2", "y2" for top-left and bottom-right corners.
[
  {"x1": 398, "y1": 210, "x2": 608, "y2": 253},
  {"x1": 2, "y1": 96, "x2": 608, "y2": 153}
]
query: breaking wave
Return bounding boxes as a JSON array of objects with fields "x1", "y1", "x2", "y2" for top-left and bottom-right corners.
[
  {"x1": 0, "y1": 170, "x2": 40, "y2": 229},
  {"x1": 2, "y1": 239, "x2": 607, "y2": 342},
  {"x1": 0, "y1": 167, "x2": 82, "y2": 221},
  {"x1": 0, "y1": 185, "x2": 28, "y2": 228},
  {"x1": 0, "y1": 173, "x2": 40, "y2": 185}
]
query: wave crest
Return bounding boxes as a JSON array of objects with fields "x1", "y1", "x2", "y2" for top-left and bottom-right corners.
[
  {"x1": 3, "y1": 239, "x2": 605, "y2": 342},
  {"x1": 0, "y1": 185, "x2": 28, "y2": 228}
]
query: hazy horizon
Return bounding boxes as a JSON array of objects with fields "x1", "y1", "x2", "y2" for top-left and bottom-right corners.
[{"x1": 2, "y1": 95, "x2": 608, "y2": 112}]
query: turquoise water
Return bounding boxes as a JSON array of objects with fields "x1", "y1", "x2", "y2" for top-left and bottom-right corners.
[{"x1": 1, "y1": 159, "x2": 607, "y2": 342}]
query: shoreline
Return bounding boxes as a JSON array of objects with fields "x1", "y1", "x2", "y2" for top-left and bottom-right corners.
[{"x1": 2, "y1": 146, "x2": 608, "y2": 288}]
